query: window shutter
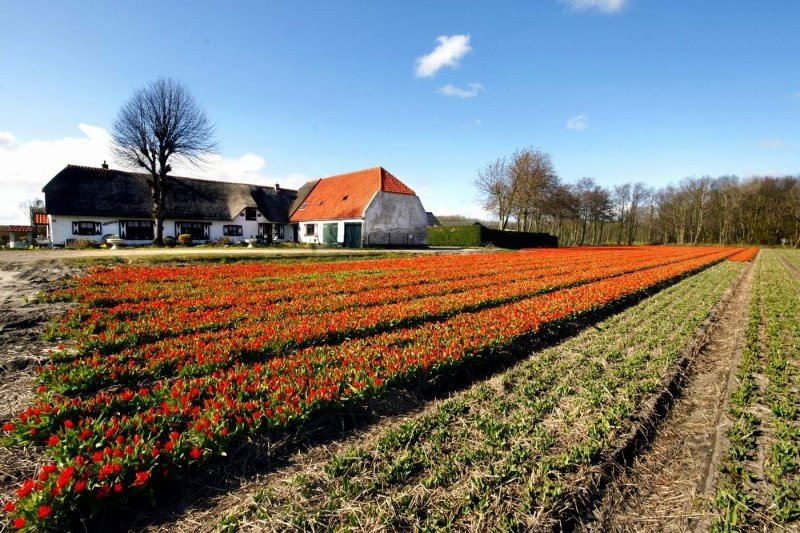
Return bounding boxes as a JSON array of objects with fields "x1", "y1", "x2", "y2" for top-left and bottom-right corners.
[
  {"x1": 119, "y1": 221, "x2": 127, "y2": 238},
  {"x1": 94, "y1": 222, "x2": 101, "y2": 235},
  {"x1": 204, "y1": 224, "x2": 210, "y2": 239},
  {"x1": 72, "y1": 221, "x2": 79, "y2": 235}
]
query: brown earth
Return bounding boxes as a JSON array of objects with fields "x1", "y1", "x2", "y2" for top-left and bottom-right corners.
[
  {"x1": 583, "y1": 260, "x2": 755, "y2": 531},
  {"x1": 0, "y1": 261, "x2": 82, "y2": 504}
]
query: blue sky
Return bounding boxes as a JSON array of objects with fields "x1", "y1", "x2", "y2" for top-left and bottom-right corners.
[{"x1": 1, "y1": 0, "x2": 798, "y2": 223}]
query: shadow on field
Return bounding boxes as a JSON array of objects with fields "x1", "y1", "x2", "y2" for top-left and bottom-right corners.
[{"x1": 82, "y1": 266, "x2": 715, "y2": 532}]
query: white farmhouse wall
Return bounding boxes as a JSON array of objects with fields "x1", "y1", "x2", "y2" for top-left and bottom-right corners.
[
  {"x1": 296, "y1": 219, "x2": 363, "y2": 245},
  {"x1": 363, "y1": 191, "x2": 428, "y2": 246},
  {"x1": 49, "y1": 213, "x2": 293, "y2": 246}
]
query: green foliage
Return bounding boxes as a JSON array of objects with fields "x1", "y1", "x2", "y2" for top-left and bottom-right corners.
[
  {"x1": 713, "y1": 250, "x2": 800, "y2": 529},
  {"x1": 426, "y1": 225, "x2": 483, "y2": 247},
  {"x1": 70, "y1": 238, "x2": 97, "y2": 249},
  {"x1": 427, "y1": 224, "x2": 558, "y2": 248}
]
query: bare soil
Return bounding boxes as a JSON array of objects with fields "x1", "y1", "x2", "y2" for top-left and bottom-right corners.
[
  {"x1": 583, "y1": 261, "x2": 755, "y2": 532},
  {"x1": 0, "y1": 260, "x2": 81, "y2": 503}
]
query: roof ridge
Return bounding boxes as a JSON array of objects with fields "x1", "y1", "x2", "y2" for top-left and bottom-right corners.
[
  {"x1": 318, "y1": 166, "x2": 383, "y2": 181},
  {"x1": 63, "y1": 164, "x2": 296, "y2": 192}
]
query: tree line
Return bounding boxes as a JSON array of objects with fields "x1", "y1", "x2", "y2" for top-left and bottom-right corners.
[{"x1": 475, "y1": 148, "x2": 800, "y2": 246}]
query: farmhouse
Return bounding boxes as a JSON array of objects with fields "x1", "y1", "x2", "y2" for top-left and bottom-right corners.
[
  {"x1": 42, "y1": 164, "x2": 428, "y2": 247},
  {"x1": 289, "y1": 167, "x2": 428, "y2": 247}
]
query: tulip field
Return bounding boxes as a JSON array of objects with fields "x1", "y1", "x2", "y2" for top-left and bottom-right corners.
[
  {"x1": 713, "y1": 249, "x2": 800, "y2": 528},
  {"x1": 0, "y1": 246, "x2": 762, "y2": 529}
]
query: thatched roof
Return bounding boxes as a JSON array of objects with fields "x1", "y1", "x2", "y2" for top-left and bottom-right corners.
[
  {"x1": 288, "y1": 179, "x2": 320, "y2": 217},
  {"x1": 42, "y1": 165, "x2": 297, "y2": 223}
]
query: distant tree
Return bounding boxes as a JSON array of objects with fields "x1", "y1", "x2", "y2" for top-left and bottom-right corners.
[
  {"x1": 572, "y1": 178, "x2": 593, "y2": 245},
  {"x1": 18, "y1": 198, "x2": 44, "y2": 221},
  {"x1": 475, "y1": 157, "x2": 516, "y2": 230},
  {"x1": 111, "y1": 78, "x2": 216, "y2": 244},
  {"x1": 509, "y1": 148, "x2": 559, "y2": 232},
  {"x1": 475, "y1": 148, "x2": 559, "y2": 232},
  {"x1": 18, "y1": 198, "x2": 45, "y2": 241}
]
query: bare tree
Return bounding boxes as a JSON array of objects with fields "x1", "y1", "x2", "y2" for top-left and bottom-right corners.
[
  {"x1": 613, "y1": 184, "x2": 631, "y2": 244},
  {"x1": 18, "y1": 198, "x2": 44, "y2": 221},
  {"x1": 475, "y1": 158, "x2": 517, "y2": 230},
  {"x1": 510, "y1": 148, "x2": 559, "y2": 232},
  {"x1": 112, "y1": 78, "x2": 217, "y2": 244}
]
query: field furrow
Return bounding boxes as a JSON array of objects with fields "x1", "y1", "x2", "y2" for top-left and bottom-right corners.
[{"x1": 712, "y1": 249, "x2": 800, "y2": 529}]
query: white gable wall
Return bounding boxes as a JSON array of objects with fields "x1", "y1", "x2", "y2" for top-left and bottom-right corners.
[{"x1": 363, "y1": 191, "x2": 428, "y2": 246}]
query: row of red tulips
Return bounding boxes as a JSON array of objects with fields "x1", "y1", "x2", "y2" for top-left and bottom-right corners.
[{"x1": 41, "y1": 248, "x2": 730, "y2": 395}]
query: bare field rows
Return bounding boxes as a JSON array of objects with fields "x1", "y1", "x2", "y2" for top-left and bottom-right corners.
[{"x1": 711, "y1": 249, "x2": 800, "y2": 529}]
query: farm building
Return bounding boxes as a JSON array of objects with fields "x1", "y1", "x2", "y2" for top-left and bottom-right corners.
[
  {"x1": 42, "y1": 164, "x2": 297, "y2": 246},
  {"x1": 41, "y1": 164, "x2": 427, "y2": 247},
  {"x1": 289, "y1": 167, "x2": 428, "y2": 247}
]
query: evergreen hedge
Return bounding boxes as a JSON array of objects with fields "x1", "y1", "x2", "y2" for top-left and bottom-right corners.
[{"x1": 427, "y1": 224, "x2": 558, "y2": 248}]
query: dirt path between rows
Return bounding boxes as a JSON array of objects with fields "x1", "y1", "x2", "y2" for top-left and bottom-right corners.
[
  {"x1": 584, "y1": 261, "x2": 755, "y2": 531},
  {"x1": 774, "y1": 250, "x2": 800, "y2": 279},
  {"x1": 0, "y1": 261, "x2": 80, "y2": 502}
]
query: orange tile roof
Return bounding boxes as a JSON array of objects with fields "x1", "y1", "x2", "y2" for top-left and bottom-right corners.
[{"x1": 290, "y1": 167, "x2": 415, "y2": 222}]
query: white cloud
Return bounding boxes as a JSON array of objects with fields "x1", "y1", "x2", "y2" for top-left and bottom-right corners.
[
  {"x1": 424, "y1": 198, "x2": 494, "y2": 221},
  {"x1": 0, "y1": 131, "x2": 18, "y2": 149},
  {"x1": 415, "y1": 34, "x2": 472, "y2": 78},
  {"x1": 187, "y1": 153, "x2": 309, "y2": 190},
  {"x1": 790, "y1": 92, "x2": 800, "y2": 99},
  {"x1": 474, "y1": 119, "x2": 482, "y2": 126},
  {"x1": 759, "y1": 138, "x2": 787, "y2": 148},
  {"x1": 437, "y1": 82, "x2": 484, "y2": 98},
  {"x1": 0, "y1": 124, "x2": 114, "y2": 224},
  {"x1": 566, "y1": 114, "x2": 589, "y2": 131},
  {"x1": 560, "y1": 0, "x2": 627, "y2": 13},
  {"x1": 0, "y1": 124, "x2": 307, "y2": 224}
]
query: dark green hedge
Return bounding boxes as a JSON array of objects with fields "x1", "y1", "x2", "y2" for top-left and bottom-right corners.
[
  {"x1": 426, "y1": 225, "x2": 483, "y2": 247},
  {"x1": 427, "y1": 224, "x2": 558, "y2": 248}
]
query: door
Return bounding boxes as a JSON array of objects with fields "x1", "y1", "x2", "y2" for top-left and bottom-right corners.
[
  {"x1": 258, "y1": 223, "x2": 272, "y2": 244},
  {"x1": 323, "y1": 223, "x2": 338, "y2": 245},
  {"x1": 343, "y1": 222, "x2": 362, "y2": 248}
]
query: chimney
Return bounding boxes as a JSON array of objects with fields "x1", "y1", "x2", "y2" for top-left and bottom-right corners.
[
  {"x1": 275, "y1": 183, "x2": 280, "y2": 191},
  {"x1": 101, "y1": 161, "x2": 109, "y2": 170}
]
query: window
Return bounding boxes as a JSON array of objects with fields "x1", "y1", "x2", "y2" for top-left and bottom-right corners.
[
  {"x1": 223, "y1": 225, "x2": 243, "y2": 237},
  {"x1": 276, "y1": 225, "x2": 285, "y2": 239},
  {"x1": 178, "y1": 222, "x2": 208, "y2": 240},
  {"x1": 245, "y1": 208, "x2": 257, "y2": 221},
  {"x1": 121, "y1": 220, "x2": 153, "y2": 240},
  {"x1": 73, "y1": 221, "x2": 100, "y2": 236},
  {"x1": 304, "y1": 223, "x2": 315, "y2": 236},
  {"x1": 298, "y1": 202, "x2": 309, "y2": 210}
]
